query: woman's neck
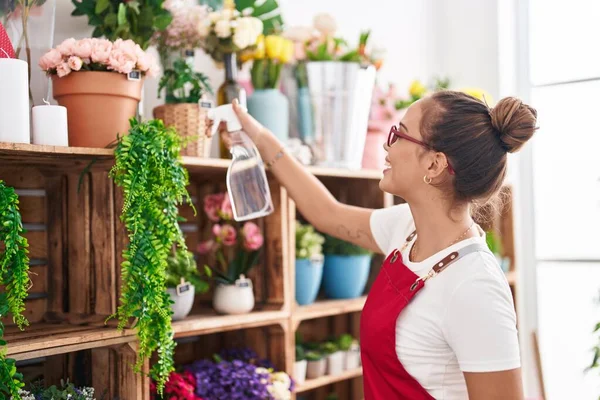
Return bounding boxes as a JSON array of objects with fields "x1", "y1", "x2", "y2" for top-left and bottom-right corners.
[{"x1": 407, "y1": 199, "x2": 476, "y2": 262}]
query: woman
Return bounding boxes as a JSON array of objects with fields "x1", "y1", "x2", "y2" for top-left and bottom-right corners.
[{"x1": 222, "y1": 90, "x2": 537, "y2": 399}]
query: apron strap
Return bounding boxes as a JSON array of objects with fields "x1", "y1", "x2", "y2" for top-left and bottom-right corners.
[{"x1": 409, "y1": 243, "x2": 492, "y2": 291}]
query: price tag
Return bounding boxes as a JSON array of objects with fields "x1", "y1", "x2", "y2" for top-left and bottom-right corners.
[
  {"x1": 127, "y1": 70, "x2": 142, "y2": 81},
  {"x1": 176, "y1": 279, "x2": 192, "y2": 296},
  {"x1": 235, "y1": 275, "x2": 253, "y2": 288}
]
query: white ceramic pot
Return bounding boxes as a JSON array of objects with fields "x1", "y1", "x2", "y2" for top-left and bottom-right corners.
[
  {"x1": 213, "y1": 276, "x2": 255, "y2": 315},
  {"x1": 327, "y1": 351, "x2": 345, "y2": 376},
  {"x1": 344, "y1": 347, "x2": 361, "y2": 370},
  {"x1": 306, "y1": 359, "x2": 326, "y2": 379},
  {"x1": 166, "y1": 285, "x2": 195, "y2": 321},
  {"x1": 294, "y1": 360, "x2": 308, "y2": 384}
]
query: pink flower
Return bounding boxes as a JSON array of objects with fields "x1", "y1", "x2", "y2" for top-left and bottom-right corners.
[
  {"x1": 56, "y1": 62, "x2": 71, "y2": 78},
  {"x1": 57, "y1": 38, "x2": 77, "y2": 57},
  {"x1": 108, "y1": 49, "x2": 136, "y2": 74},
  {"x1": 147, "y1": 60, "x2": 161, "y2": 78},
  {"x1": 39, "y1": 49, "x2": 63, "y2": 71},
  {"x1": 220, "y1": 194, "x2": 233, "y2": 220},
  {"x1": 242, "y1": 222, "x2": 263, "y2": 251},
  {"x1": 67, "y1": 56, "x2": 83, "y2": 71},
  {"x1": 197, "y1": 240, "x2": 215, "y2": 254},
  {"x1": 213, "y1": 224, "x2": 237, "y2": 246},
  {"x1": 135, "y1": 47, "x2": 152, "y2": 72},
  {"x1": 204, "y1": 193, "x2": 226, "y2": 222},
  {"x1": 73, "y1": 38, "x2": 93, "y2": 59},
  {"x1": 91, "y1": 38, "x2": 113, "y2": 64},
  {"x1": 112, "y1": 39, "x2": 138, "y2": 60}
]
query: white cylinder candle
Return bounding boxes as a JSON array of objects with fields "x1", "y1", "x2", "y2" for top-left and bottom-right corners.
[
  {"x1": 32, "y1": 103, "x2": 68, "y2": 146},
  {"x1": 0, "y1": 58, "x2": 30, "y2": 144}
]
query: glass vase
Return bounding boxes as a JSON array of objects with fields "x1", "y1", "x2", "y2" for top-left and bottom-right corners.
[
  {"x1": 1, "y1": 0, "x2": 57, "y2": 107},
  {"x1": 217, "y1": 52, "x2": 246, "y2": 159}
]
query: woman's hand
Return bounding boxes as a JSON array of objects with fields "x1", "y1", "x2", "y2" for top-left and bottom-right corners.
[{"x1": 205, "y1": 99, "x2": 269, "y2": 152}]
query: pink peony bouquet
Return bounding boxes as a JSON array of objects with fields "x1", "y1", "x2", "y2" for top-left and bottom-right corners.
[
  {"x1": 197, "y1": 192, "x2": 264, "y2": 285},
  {"x1": 39, "y1": 37, "x2": 160, "y2": 78},
  {"x1": 154, "y1": 0, "x2": 208, "y2": 56}
]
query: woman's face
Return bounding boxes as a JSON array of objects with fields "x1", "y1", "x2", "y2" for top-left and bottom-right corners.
[{"x1": 379, "y1": 99, "x2": 431, "y2": 198}]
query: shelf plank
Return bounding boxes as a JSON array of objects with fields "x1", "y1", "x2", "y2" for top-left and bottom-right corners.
[
  {"x1": 172, "y1": 309, "x2": 288, "y2": 338},
  {"x1": 0, "y1": 142, "x2": 383, "y2": 180},
  {"x1": 4, "y1": 323, "x2": 135, "y2": 361},
  {"x1": 295, "y1": 368, "x2": 363, "y2": 393},
  {"x1": 294, "y1": 297, "x2": 367, "y2": 323}
]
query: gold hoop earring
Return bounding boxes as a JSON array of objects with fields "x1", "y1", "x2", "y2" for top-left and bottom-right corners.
[{"x1": 423, "y1": 175, "x2": 432, "y2": 184}]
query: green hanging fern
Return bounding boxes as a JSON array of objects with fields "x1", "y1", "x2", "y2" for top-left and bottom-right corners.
[
  {"x1": 0, "y1": 181, "x2": 32, "y2": 399},
  {"x1": 109, "y1": 119, "x2": 194, "y2": 394}
]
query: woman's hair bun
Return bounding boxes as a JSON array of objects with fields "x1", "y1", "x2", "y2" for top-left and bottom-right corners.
[{"x1": 489, "y1": 97, "x2": 538, "y2": 153}]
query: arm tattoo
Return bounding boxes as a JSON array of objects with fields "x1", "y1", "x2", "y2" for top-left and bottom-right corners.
[{"x1": 336, "y1": 224, "x2": 376, "y2": 246}]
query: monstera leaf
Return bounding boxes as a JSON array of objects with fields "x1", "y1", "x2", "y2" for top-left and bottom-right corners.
[{"x1": 236, "y1": 0, "x2": 284, "y2": 34}]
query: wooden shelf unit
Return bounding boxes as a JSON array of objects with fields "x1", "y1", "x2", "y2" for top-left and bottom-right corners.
[
  {"x1": 0, "y1": 143, "x2": 518, "y2": 400},
  {"x1": 296, "y1": 368, "x2": 364, "y2": 393}
]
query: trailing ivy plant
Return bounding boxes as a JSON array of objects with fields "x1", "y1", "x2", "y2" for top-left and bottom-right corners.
[
  {"x1": 0, "y1": 180, "x2": 32, "y2": 399},
  {"x1": 109, "y1": 118, "x2": 194, "y2": 394}
]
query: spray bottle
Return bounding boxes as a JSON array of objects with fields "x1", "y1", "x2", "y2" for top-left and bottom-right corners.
[{"x1": 207, "y1": 104, "x2": 274, "y2": 221}]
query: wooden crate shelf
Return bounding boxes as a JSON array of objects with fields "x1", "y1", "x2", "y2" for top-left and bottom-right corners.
[
  {"x1": 172, "y1": 309, "x2": 289, "y2": 338},
  {"x1": 0, "y1": 142, "x2": 518, "y2": 400},
  {"x1": 4, "y1": 323, "x2": 135, "y2": 361},
  {"x1": 293, "y1": 297, "x2": 367, "y2": 324},
  {"x1": 296, "y1": 368, "x2": 363, "y2": 394},
  {"x1": 0, "y1": 142, "x2": 383, "y2": 180}
]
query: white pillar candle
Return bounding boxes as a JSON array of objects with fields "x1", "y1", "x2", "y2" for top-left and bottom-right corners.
[
  {"x1": 0, "y1": 58, "x2": 30, "y2": 144},
  {"x1": 32, "y1": 103, "x2": 68, "y2": 146}
]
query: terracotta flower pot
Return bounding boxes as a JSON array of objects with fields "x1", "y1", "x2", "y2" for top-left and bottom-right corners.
[{"x1": 52, "y1": 71, "x2": 143, "y2": 148}]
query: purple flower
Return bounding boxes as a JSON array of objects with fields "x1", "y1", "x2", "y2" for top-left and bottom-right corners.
[{"x1": 186, "y1": 358, "x2": 272, "y2": 400}]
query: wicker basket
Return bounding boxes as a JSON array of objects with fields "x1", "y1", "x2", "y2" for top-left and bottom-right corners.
[{"x1": 153, "y1": 103, "x2": 211, "y2": 158}]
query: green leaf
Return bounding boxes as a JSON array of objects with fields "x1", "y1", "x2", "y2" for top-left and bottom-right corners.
[
  {"x1": 95, "y1": 0, "x2": 110, "y2": 15},
  {"x1": 104, "y1": 12, "x2": 118, "y2": 29},
  {"x1": 154, "y1": 13, "x2": 173, "y2": 31},
  {"x1": 127, "y1": 0, "x2": 141, "y2": 14},
  {"x1": 117, "y1": 3, "x2": 127, "y2": 26}
]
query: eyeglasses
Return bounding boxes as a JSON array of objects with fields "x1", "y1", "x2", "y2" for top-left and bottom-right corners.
[{"x1": 387, "y1": 124, "x2": 456, "y2": 175}]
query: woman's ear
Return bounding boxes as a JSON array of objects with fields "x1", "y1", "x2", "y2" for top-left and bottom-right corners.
[{"x1": 427, "y1": 152, "x2": 450, "y2": 178}]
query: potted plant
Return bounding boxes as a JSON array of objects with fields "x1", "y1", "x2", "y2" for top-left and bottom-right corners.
[
  {"x1": 154, "y1": 58, "x2": 214, "y2": 157},
  {"x1": 71, "y1": 0, "x2": 172, "y2": 50},
  {"x1": 152, "y1": 0, "x2": 208, "y2": 70},
  {"x1": 321, "y1": 341, "x2": 344, "y2": 376},
  {"x1": 338, "y1": 333, "x2": 360, "y2": 370},
  {"x1": 17, "y1": 380, "x2": 97, "y2": 400},
  {"x1": 195, "y1": 2, "x2": 263, "y2": 157},
  {"x1": 245, "y1": 34, "x2": 294, "y2": 142},
  {"x1": 322, "y1": 235, "x2": 372, "y2": 299},
  {"x1": 39, "y1": 38, "x2": 158, "y2": 148},
  {"x1": 197, "y1": 193, "x2": 264, "y2": 315},
  {"x1": 186, "y1": 348, "x2": 293, "y2": 399},
  {"x1": 295, "y1": 223, "x2": 325, "y2": 305},
  {"x1": 301, "y1": 14, "x2": 383, "y2": 169},
  {"x1": 110, "y1": 119, "x2": 193, "y2": 393},
  {"x1": 150, "y1": 371, "x2": 201, "y2": 400},
  {"x1": 0, "y1": 180, "x2": 31, "y2": 399},
  {"x1": 294, "y1": 345, "x2": 308, "y2": 384},
  {"x1": 165, "y1": 248, "x2": 210, "y2": 321},
  {"x1": 305, "y1": 350, "x2": 326, "y2": 379}
]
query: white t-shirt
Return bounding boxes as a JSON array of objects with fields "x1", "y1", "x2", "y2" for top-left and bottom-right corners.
[{"x1": 369, "y1": 204, "x2": 520, "y2": 400}]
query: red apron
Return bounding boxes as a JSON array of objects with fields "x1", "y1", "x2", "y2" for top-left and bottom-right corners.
[{"x1": 361, "y1": 232, "x2": 483, "y2": 399}]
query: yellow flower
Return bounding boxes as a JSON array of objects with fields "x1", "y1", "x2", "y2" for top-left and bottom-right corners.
[
  {"x1": 279, "y1": 39, "x2": 294, "y2": 63},
  {"x1": 253, "y1": 35, "x2": 265, "y2": 59},
  {"x1": 409, "y1": 80, "x2": 427, "y2": 99},
  {"x1": 265, "y1": 35, "x2": 284, "y2": 60},
  {"x1": 460, "y1": 87, "x2": 494, "y2": 105}
]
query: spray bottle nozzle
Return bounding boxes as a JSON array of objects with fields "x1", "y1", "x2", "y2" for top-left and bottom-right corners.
[{"x1": 207, "y1": 104, "x2": 243, "y2": 136}]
